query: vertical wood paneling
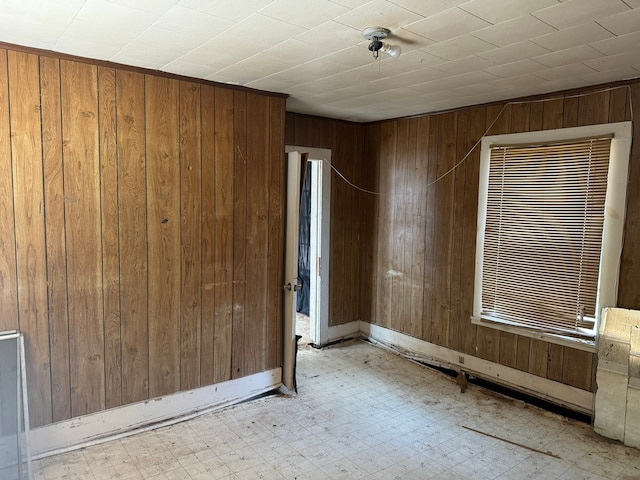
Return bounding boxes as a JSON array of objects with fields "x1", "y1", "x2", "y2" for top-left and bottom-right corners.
[
  {"x1": 214, "y1": 87, "x2": 234, "y2": 383},
  {"x1": 145, "y1": 74, "x2": 180, "y2": 398},
  {"x1": 0, "y1": 49, "x2": 19, "y2": 333},
  {"x1": 459, "y1": 107, "x2": 485, "y2": 356},
  {"x1": 409, "y1": 117, "x2": 429, "y2": 339},
  {"x1": 528, "y1": 339, "x2": 549, "y2": 378},
  {"x1": 376, "y1": 122, "x2": 396, "y2": 329},
  {"x1": 578, "y1": 90, "x2": 609, "y2": 126},
  {"x1": 432, "y1": 112, "x2": 456, "y2": 347},
  {"x1": 1, "y1": 44, "x2": 286, "y2": 428},
  {"x1": 116, "y1": 70, "x2": 148, "y2": 404},
  {"x1": 267, "y1": 97, "x2": 284, "y2": 370},
  {"x1": 200, "y1": 85, "x2": 215, "y2": 386},
  {"x1": 245, "y1": 93, "x2": 269, "y2": 375},
  {"x1": 619, "y1": 83, "x2": 640, "y2": 308},
  {"x1": 422, "y1": 117, "x2": 439, "y2": 341},
  {"x1": 232, "y1": 91, "x2": 247, "y2": 379},
  {"x1": 608, "y1": 86, "x2": 629, "y2": 123},
  {"x1": 40, "y1": 56, "x2": 71, "y2": 422},
  {"x1": 392, "y1": 119, "x2": 409, "y2": 333},
  {"x1": 8, "y1": 51, "x2": 52, "y2": 426},
  {"x1": 179, "y1": 81, "x2": 202, "y2": 390},
  {"x1": 449, "y1": 111, "x2": 468, "y2": 351},
  {"x1": 98, "y1": 66, "x2": 121, "y2": 409},
  {"x1": 60, "y1": 59, "x2": 104, "y2": 417},
  {"x1": 360, "y1": 124, "x2": 380, "y2": 325}
]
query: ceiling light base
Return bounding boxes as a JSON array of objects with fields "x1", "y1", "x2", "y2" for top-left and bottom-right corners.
[{"x1": 363, "y1": 27, "x2": 390, "y2": 41}]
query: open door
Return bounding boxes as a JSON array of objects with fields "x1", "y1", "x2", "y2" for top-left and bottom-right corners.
[{"x1": 282, "y1": 151, "x2": 305, "y2": 391}]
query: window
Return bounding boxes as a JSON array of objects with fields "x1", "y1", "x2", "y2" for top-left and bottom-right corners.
[{"x1": 473, "y1": 122, "x2": 632, "y2": 348}]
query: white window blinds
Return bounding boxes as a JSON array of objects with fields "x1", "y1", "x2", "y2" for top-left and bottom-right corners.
[{"x1": 480, "y1": 137, "x2": 612, "y2": 336}]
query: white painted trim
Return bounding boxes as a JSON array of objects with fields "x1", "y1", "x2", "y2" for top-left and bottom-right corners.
[
  {"x1": 360, "y1": 322, "x2": 593, "y2": 414},
  {"x1": 474, "y1": 122, "x2": 632, "y2": 340},
  {"x1": 285, "y1": 146, "x2": 331, "y2": 347},
  {"x1": 31, "y1": 368, "x2": 282, "y2": 459},
  {"x1": 284, "y1": 152, "x2": 303, "y2": 390},
  {"x1": 327, "y1": 321, "x2": 361, "y2": 343}
]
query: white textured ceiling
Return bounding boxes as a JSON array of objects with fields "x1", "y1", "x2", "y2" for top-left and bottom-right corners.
[{"x1": 1, "y1": 0, "x2": 639, "y2": 122}]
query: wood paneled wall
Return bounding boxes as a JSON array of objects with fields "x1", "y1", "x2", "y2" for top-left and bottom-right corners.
[
  {"x1": 0, "y1": 47, "x2": 285, "y2": 428},
  {"x1": 284, "y1": 114, "x2": 368, "y2": 327},
  {"x1": 364, "y1": 82, "x2": 640, "y2": 393}
]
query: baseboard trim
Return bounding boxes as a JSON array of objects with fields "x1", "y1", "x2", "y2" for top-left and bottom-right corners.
[
  {"x1": 31, "y1": 368, "x2": 282, "y2": 459},
  {"x1": 327, "y1": 321, "x2": 360, "y2": 343},
  {"x1": 360, "y1": 322, "x2": 593, "y2": 415}
]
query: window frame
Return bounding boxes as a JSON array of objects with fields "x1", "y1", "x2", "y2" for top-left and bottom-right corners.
[{"x1": 472, "y1": 121, "x2": 632, "y2": 351}]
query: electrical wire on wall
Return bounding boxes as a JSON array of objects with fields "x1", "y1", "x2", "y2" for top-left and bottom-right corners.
[{"x1": 323, "y1": 84, "x2": 634, "y2": 195}]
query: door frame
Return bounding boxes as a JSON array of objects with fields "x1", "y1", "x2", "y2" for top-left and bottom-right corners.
[{"x1": 285, "y1": 146, "x2": 331, "y2": 348}]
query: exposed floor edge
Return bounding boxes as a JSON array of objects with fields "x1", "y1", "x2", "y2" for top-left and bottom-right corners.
[
  {"x1": 31, "y1": 368, "x2": 282, "y2": 459},
  {"x1": 360, "y1": 322, "x2": 593, "y2": 416}
]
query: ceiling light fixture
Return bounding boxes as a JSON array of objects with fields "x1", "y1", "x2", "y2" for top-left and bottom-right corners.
[{"x1": 363, "y1": 27, "x2": 401, "y2": 59}]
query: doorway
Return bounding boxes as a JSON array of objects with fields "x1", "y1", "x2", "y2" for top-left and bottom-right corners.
[{"x1": 284, "y1": 147, "x2": 331, "y2": 350}]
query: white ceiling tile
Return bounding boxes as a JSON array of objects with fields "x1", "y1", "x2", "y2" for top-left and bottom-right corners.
[
  {"x1": 458, "y1": 0, "x2": 558, "y2": 24},
  {"x1": 130, "y1": 26, "x2": 192, "y2": 54},
  {"x1": 531, "y1": 0, "x2": 630, "y2": 29},
  {"x1": 76, "y1": 0, "x2": 158, "y2": 32},
  {"x1": 489, "y1": 72, "x2": 553, "y2": 89},
  {"x1": 477, "y1": 40, "x2": 550, "y2": 64},
  {"x1": 597, "y1": 7, "x2": 640, "y2": 35},
  {"x1": 387, "y1": 49, "x2": 447, "y2": 70},
  {"x1": 590, "y1": 30, "x2": 640, "y2": 55},
  {"x1": 54, "y1": 35, "x2": 122, "y2": 60},
  {"x1": 324, "y1": 45, "x2": 381, "y2": 68},
  {"x1": 0, "y1": 0, "x2": 637, "y2": 122},
  {"x1": 579, "y1": 66, "x2": 640, "y2": 85},
  {"x1": 109, "y1": 0, "x2": 178, "y2": 15},
  {"x1": 153, "y1": 5, "x2": 232, "y2": 37},
  {"x1": 390, "y1": 0, "x2": 463, "y2": 18},
  {"x1": 179, "y1": 40, "x2": 259, "y2": 69},
  {"x1": 111, "y1": 42, "x2": 184, "y2": 67},
  {"x1": 0, "y1": 16, "x2": 63, "y2": 49},
  {"x1": 62, "y1": 18, "x2": 139, "y2": 47},
  {"x1": 386, "y1": 28, "x2": 434, "y2": 53},
  {"x1": 196, "y1": 36, "x2": 264, "y2": 62},
  {"x1": 404, "y1": 7, "x2": 491, "y2": 42},
  {"x1": 531, "y1": 22, "x2": 613, "y2": 51},
  {"x1": 177, "y1": 0, "x2": 273, "y2": 22},
  {"x1": 333, "y1": 0, "x2": 424, "y2": 31},
  {"x1": 583, "y1": 51, "x2": 640, "y2": 72},
  {"x1": 449, "y1": 81, "x2": 503, "y2": 96},
  {"x1": 421, "y1": 34, "x2": 496, "y2": 60},
  {"x1": 532, "y1": 45, "x2": 603, "y2": 68},
  {"x1": 323, "y1": 0, "x2": 370, "y2": 7},
  {"x1": 162, "y1": 58, "x2": 217, "y2": 78},
  {"x1": 260, "y1": 39, "x2": 327, "y2": 66},
  {"x1": 533, "y1": 62, "x2": 597, "y2": 81},
  {"x1": 259, "y1": 0, "x2": 349, "y2": 29},
  {"x1": 484, "y1": 59, "x2": 545, "y2": 78},
  {"x1": 222, "y1": 13, "x2": 305, "y2": 46},
  {"x1": 472, "y1": 15, "x2": 556, "y2": 47},
  {"x1": 295, "y1": 21, "x2": 363, "y2": 52},
  {"x1": 432, "y1": 55, "x2": 496, "y2": 75}
]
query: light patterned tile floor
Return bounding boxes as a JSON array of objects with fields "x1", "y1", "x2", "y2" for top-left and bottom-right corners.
[{"x1": 34, "y1": 340, "x2": 640, "y2": 479}]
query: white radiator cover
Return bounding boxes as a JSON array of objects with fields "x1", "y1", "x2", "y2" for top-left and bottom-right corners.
[{"x1": 594, "y1": 307, "x2": 640, "y2": 448}]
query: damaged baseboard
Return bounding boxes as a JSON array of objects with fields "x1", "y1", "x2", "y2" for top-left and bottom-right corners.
[
  {"x1": 360, "y1": 322, "x2": 593, "y2": 415},
  {"x1": 31, "y1": 368, "x2": 282, "y2": 459},
  {"x1": 326, "y1": 321, "x2": 361, "y2": 344}
]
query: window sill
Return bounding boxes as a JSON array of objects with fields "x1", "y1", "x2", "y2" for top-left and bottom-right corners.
[{"x1": 471, "y1": 316, "x2": 596, "y2": 353}]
